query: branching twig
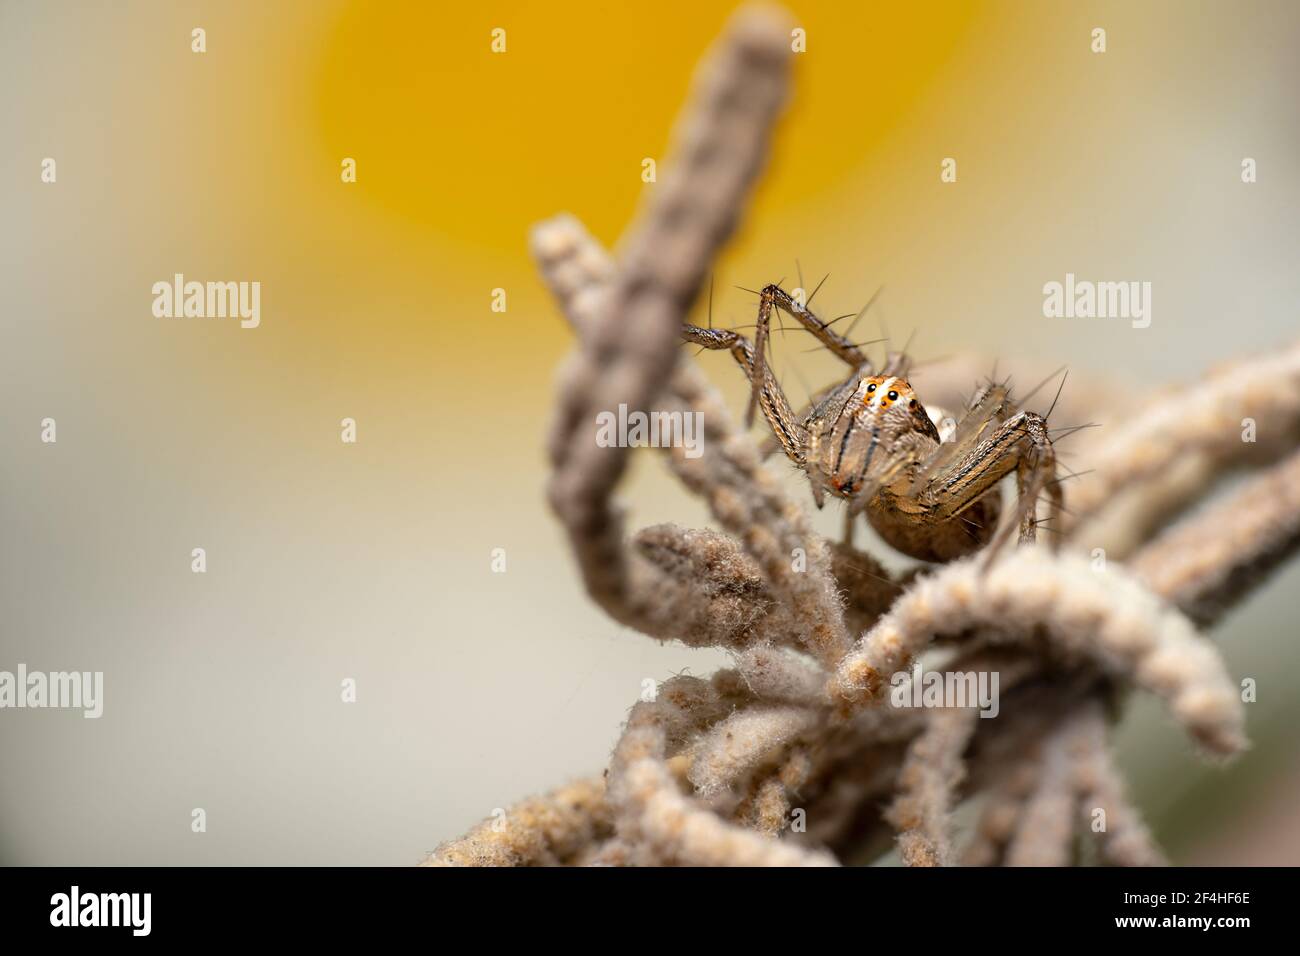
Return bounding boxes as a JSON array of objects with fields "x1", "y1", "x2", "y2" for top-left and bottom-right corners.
[
  {"x1": 539, "y1": 3, "x2": 793, "y2": 630},
  {"x1": 1129, "y1": 447, "x2": 1300, "y2": 627},
  {"x1": 1071, "y1": 701, "x2": 1167, "y2": 866},
  {"x1": 607, "y1": 676, "x2": 836, "y2": 866},
  {"x1": 422, "y1": 776, "x2": 611, "y2": 867},
  {"x1": 827, "y1": 549, "x2": 1245, "y2": 756},
  {"x1": 885, "y1": 706, "x2": 979, "y2": 866},
  {"x1": 1004, "y1": 709, "x2": 1088, "y2": 867},
  {"x1": 438, "y1": 3, "x2": 1298, "y2": 869},
  {"x1": 1065, "y1": 340, "x2": 1300, "y2": 555}
]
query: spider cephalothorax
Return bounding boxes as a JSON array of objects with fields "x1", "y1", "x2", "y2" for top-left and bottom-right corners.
[
  {"x1": 683, "y1": 284, "x2": 1060, "y2": 563},
  {"x1": 805, "y1": 374, "x2": 937, "y2": 500}
]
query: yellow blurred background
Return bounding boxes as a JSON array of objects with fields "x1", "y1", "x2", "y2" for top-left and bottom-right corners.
[{"x1": 1, "y1": 0, "x2": 1297, "y2": 863}]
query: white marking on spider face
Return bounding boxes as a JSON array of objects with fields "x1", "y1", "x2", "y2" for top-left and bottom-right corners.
[{"x1": 867, "y1": 376, "x2": 898, "y2": 415}]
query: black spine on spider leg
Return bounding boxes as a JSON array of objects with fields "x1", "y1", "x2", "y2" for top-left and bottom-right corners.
[{"x1": 746, "y1": 294, "x2": 773, "y2": 426}]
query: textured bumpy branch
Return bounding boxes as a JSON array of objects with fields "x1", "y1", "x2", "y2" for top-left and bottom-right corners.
[
  {"x1": 734, "y1": 643, "x2": 828, "y2": 704},
  {"x1": 540, "y1": 5, "x2": 791, "y2": 627},
  {"x1": 533, "y1": 214, "x2": 849, "y2": 664},
  {"x1": 1065, "y1": 339, "x2": 1300, "y2": 555},
  {"x1": 1070, "y1": 700, "x2": 1167, "y2": 866},
  {"x1": 994, "y1": 698, "x2": 1166, "y2": 867},
  {"x1": 687, "y1": 704, "x2": 821, "y2": 798},
  {"x1": 433, "y1": 3, "x2": 1300, "y2": 868},
  {"x1": 1003, "y1": 708, "x2": 1090, "y2": 867},
  {"x1": 961, "y1": 752, "x2": 1042, "y2": 866},
  {"x1": 885, "y1": 706, "x2": 980, "y2": 866},
  {"x1": 607, "y1": 675, "x2": 837, "y2": 866},
  {"x1": 630, "y1": 523, "x2": 803, "y2": 650},
  {"x1": 827, "y1": 548, "x2": 1245, "y2": 756},
  {"x1": 663, "y1": 364, "x2": 851, "y2": 664},
  {"x1": 422, "y1": 776, "x2": 611, "y2": 867},
  {"x1": 1129, "y1": 447, "x2": 1300, "y2": 627}
]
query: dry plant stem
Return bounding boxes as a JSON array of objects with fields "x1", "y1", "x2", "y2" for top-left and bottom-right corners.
[
  {"x1": 533, "y1": 220, "x2": 788, "y2": 648},
  {"x1": 1065, "y1": 339, "x2": 1300, "y2": 553},
  {"x1": 1129, "y1": 447, "x2": 1300, "y2": 627},
  {"x1": 666, "y1": 366, "x2": 852, "y2": 665},
  {"x1": 580, "y1": 839, "x2": 634, "y2": 867},
  {"x1": 734, "y1": 643, "x2": 827, "y2": 704},
  {"x1": 732, "y1": 748, "x2": 812, "y2": 836},
  {"x1": 529, "y1": 212, "x2": 616, "y2": 336},
  {"x1": 827, "y1": 540, "x2": 910, "y2": 635},
  {"x1": 687, "y1": 704, "x2": 820, "y2": 798},
  {"x1": 1070, "y1": 458, "x2": 1215, "y2": 560},
  {"x1": 1071, "y1": 701, "x2": 1167, "y2": 866},
  {"x1": 422, "y1": 776, "x2": 611, "y2": 867},
  {"x1": 787, "y1": 708, "x2": 935, "y2": 857},
  {"x1": 737, "y1": 775, "x2": 795, "y2": 836},
  {"x1": 1004, "y1": 711, "x2": 1088, "y2": 867},
  {"x1": 449, "y1": 4, "x2": 1300, "y2": 869},
  {"x1": 617, "y1": 749, "x2": 835, "y2": 865},
  {"x1": 539, "y1": 5, "x2": 791, "y2": 629},
  {"x1": 632, "y1": 523, "x2": 801, "y2": 649},
  {"x1": 798, "y1": 673, "x2": 1067, "y2": 864},
  {"x1": 961, "y1": 753, "x2": 1042, "y2": 866},
  {"x1": 535, "y1": 221, "x2": 850, "y2": 664},
  {"x1": 827, "y1": 548, "x2": 1245, "y2": 756},
  {"x1": 885, "y1": 706, "x2": 980, "y2": 866},
  {"x1": 858, "y1": 678, "x2": 1077, "y2": 865},
  {"x1": 608, "y1": 676, "x2": 837, "y2": 866}
]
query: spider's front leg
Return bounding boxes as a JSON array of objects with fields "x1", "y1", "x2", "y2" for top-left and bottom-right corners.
[
  {"x1": 918, "y1": 409, "x2": 1062, "y2": 555},
  {"x1": 680, "y1": 324, "x2": 809, "y2": 468},
  {"x1": 745, "y1": 284, "x2": 872, "y2": 427}
]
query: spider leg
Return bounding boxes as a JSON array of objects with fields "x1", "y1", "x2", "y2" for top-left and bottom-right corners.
[
  {"x1": 755, "y1": 365, "x2": 874, "y2": 461},
  {"x1": 744, "y1": 284, "x2": 874, "y2": 426},
  {"x1": 1005, "y1": 412, "x2": 1061, "y2": 549},
  {"x1": 917, "y1": 410, "x2": 1059, "y2": 559},
  {"x1": 906, "y1": 382, "x2": 1014, "y2": 497},
  {"x1": 681, "y1": 324, "x2": 809, "y2": 467}
]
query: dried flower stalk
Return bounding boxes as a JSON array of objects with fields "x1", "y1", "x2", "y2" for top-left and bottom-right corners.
[
  {"x1": 885, "y1": 706, "x2": 980, "y2": 866},
  {"x1": 828, "y1": 549, "x2": 1245, "y2": 756},
  {"x1": 1065, "y1": 340, "x2": 1300, "y2": 555},
  {"x1": 1004, "y1": 709, "x2": 1088, "y2": 867},
  {"x1": 538, "y1": 2, "x2": 792, "y2": 629},
  {"x1": 1071, "y1": 700, "x2": 1167, "y2": 866},
  {"x1": 422, "y1": 776, "x2": 611, "y2": 867},
  {"x1": 1130, "y1": 447, "x2": 1300, "y2": 627},
  {"x1": 431, "y1": 3, "x2": 1297, "y2": 868}
]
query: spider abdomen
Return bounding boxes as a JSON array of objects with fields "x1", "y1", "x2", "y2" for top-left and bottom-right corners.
[{"x1": 866, "y1": 490, "x2": 1002, "y2": 562}]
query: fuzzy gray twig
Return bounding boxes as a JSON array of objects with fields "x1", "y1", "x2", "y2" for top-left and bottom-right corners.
[{"x1": 430, "y1": 3, "x2": 1299, "y2": 868}]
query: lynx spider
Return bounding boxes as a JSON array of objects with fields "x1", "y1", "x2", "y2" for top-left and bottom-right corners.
[{"x1": 683, "y1": 284, "x2": 1063, "y2": 563}]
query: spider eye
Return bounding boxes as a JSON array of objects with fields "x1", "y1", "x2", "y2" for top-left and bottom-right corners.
[
  {"x1": 888, "y1": 390, "x2": 899, "y2": 401},
  {"x1": 866, "y1": 383, "x2": 876, "y2": 392}
]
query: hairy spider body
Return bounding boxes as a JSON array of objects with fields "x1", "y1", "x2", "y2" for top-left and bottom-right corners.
[{"x1": 684, "y1": 284, "x2": 1061, "y2": 562}]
